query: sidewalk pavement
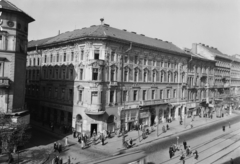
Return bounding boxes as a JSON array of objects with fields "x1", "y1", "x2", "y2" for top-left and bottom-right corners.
[{"x1": 29, "y1": 112, "x2": 239, "y2": 164}]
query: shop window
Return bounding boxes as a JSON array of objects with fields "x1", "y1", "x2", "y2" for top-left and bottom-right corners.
[
  {"x1": 143, "y1": 90, "x2": 147, "y2": 100},
  {"x1": 92, "y1": 68, "x2": 98, "y2": 80},
  {"x1": 91, "y1": 91, "x2": 98, "y2": 104},
  {"x1": 79, "y1": 68, "x2": 83, "y2": 80},
  {"x1": 94, "y1": 50, "x2": 99, "y2": 59},
  {"x1": 133, "y1": 90, "x2": 138, "y2": 101}
]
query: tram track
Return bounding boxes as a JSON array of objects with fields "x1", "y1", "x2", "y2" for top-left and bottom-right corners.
[{"x1": 160, "y1": 127, "x2": 240, "y2": 164}]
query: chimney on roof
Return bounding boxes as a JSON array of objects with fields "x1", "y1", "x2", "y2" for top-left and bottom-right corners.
[
  {"x1": 100, "y1": 18, "x2": 104, "y2": 25},
  {"x1": 58, "y1": 30, "x2": 60, "y2": 35}
]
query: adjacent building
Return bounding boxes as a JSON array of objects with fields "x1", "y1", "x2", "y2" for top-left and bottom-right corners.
[
  {"x1": 26, "y1": 20, "x2": 240, "y2": 135},
  {"x1": 0, "y1": 0, "x2": 34, "y2": 123}
]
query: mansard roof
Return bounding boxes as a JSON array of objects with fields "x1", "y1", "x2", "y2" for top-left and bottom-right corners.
[
  {"x1": 28, "y1": 24, "x2": 187, "y2": 55},
  {"x1": 0, "y1": 0, "x2": 34, "y2": 22}
]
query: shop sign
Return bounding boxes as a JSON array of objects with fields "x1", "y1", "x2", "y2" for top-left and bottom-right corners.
[
  {"x1": 187, "y1": 103, "x2": 196, "y2": 108},
  {"x1": 140, "y1": 111, "x2": 149, "y2": 118}
]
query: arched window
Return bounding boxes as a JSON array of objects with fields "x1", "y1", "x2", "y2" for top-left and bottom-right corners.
[
  {"x1": 168, "y1": 71, "x2": 172, "y2": 82},
  {"x1": 160, "y1": 71, "x2": 164, "y2": 82},
  {"x1": 152, "y1": 70, "x2": 156, "y2": 82},
  {"x1": 143, "y1": 70, "x2": 148, "y2": 82},
  {"x1": 50, "y1": 54, "x2": 53, "y2": 63},
  {"x1": 174, "y1": 72, "x2": 178, "y2": 83}
]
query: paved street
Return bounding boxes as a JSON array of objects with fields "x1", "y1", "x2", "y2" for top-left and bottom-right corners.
[{"x1": 4, "y1": 111, "x2": 239, "y2": 164}]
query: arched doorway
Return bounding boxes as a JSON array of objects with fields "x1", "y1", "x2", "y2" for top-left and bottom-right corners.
[
  {"x1": 75, "y1": 114, "x2": 82, "y2": 133},
  {"x1": 107, "y1": 115, "x2": 115, "y2": 132}
]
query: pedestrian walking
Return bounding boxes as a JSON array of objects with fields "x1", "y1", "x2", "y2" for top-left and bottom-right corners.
[
  {"x1": 101, "y1": 133, "x2": 105, "y2": 145},
  {"x1": 54, "y1": 142, "x2": 57, "y2": 152},
  {"x1": 169, "y1": 146, "x2": 173, "y2": 159},
  {"x1": 229, "y1": 122, "x2": 231, "y2": 128},
  {"x1": 183, "y1": 140, "x2": 187, "y2": 150},
  {"x1": 166, "y1": 124, "x2": 169, "y2": 130},
  {"x1": 190, "y1": 121, "x2": 193, "y2": 128},
  {"x1": 129, "y1": 138, "x2": 133, "y2": 147},
  {"x1": 230, "y1": 158, "x2": 234, "y2": 164},
  {"x1": 222, "y1": 125, "x2": 225, "y2": 132},
  {"x1": 51, "y1": 123, "x2": 54, "y2": 132},
  {"x1": 179, "y1": 154, "x2": 185, "y2": 164},
  {"x1": 58, "y1": 143, "x2": 62, "y2": 153},
  {"x1": 193, "y1": 150, "x2": 199, "y2": 160},
  {"x1": 67, "y1": 156, "x2": 71, "y2": 164},
  {"x1": 54, "y1": 156, "x2": 59, "y2": 164},
  {"x1": 65, "y1": 137, "x2": 68, "y2": 146},
  {"x1": 162, "y1": 125, "x2": 166, "y2": 133}
]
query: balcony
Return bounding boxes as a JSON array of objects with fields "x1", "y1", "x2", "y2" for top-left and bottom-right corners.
[
  {"x1": 201, "y1": 72, "x2": 207, "y2": 77},
  {"x1": 139, "y1": 99, "x2": 166, "y2": 106},
  {"x1": 109, "y1": 81, "x2": 118, "y2": 86},
  {"x1": 88, "y1": 59, "x2": 105, "y2": 66},
  {"x1": 84, "y1": 108, "x2": 105, "y2": 115},
  {"x1": 0, "y1": 77, "x2": 10, "y2": 88}
]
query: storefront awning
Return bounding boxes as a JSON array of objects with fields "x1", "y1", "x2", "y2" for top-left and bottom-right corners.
[{"x1": 84, "y1": 109, "x2": 105, "y2": 115}]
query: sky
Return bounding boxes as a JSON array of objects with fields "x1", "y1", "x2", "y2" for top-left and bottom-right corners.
[{"x1": 10, "y1": 0, "x2": 240, "y2": 55}]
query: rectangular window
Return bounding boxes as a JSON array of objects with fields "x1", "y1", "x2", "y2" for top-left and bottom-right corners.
[
  {"x1": 152, "y1": 90, "x2": 155, "y2": 99},
  {"x1": 81, "y1": 50, "x2": 84, "y2": 60},
  {"x1": 54, "y1": 88, "x2": 58, "y2": 98},
  {"x1": 134, "y1": 56, "x2": 138, "y2": 64},
  {"x1": 133, "y1": 90, "x2": 138, "y2": 101},
  {"x1": 79, "y1": 69, "x2": 83, "y2": 80},
  {"x1": 63, "y1": 53, "x2": 66, "y2": 62},
  {"x1": 94, "y1": 50, "x2": 99, "y2": 59},
  {"x1": 79, "y1": 90, "x2": 82, "y2": 101},
  {"x1": 124, "y1": 56, "x2": 128, "y2": 63},
  {"x1": 123, "y1": 90, "x2": 128, "y2": 102},
  {"x1": 143, "y1": 90, "x2": 146, "y2": 100},
  {"x1": 153, "y1": 60, "x2": 155, "y2": 66},
  {"x1": 111, "y1": 51, "x2": 115, "y2": 61},
  {"x1": 56, "y1": 54, "x2": 59, "y2": 62},
  {"x1": 62, "y1": 69, "x2": 66, "y2": 79},
  {"x1": 144, "y1": 59, "x2": 147, "y2": 65},
  {"x1": 61, "y1": 88, "x2": 65, "y2": 99},
  {"x1": 70, "y1": 69, "x2": 73, "y2": 79},
  {"x1": 44, "y1": 55, "x2": 47, "y2": 63},
  {"x1": 134, "y1": 71, "x2": 138, "y2": 82},
  {"x1": 173, "y1": 89, "x2": 176, "y2": 98},
  {"x1": 160, "y1": 90, "x2": 163, "y2": 99},
  {"x1": 110, "y1": 91, "x2": 114, "y2": 103},
  {"x1": 124, "y1": 71, "x2": 128, "y2": 82},
  {"x1": 69, "y1": 89, "x2": 73, "y2": 100},
  {"x1": 167, "y1": 90, "x2": 170, "y2": 99},
  {"x1": 92, "y1": 68, "x2": 98, "y2": 80},
  {"x1": 71, "y1": 52, "x2": 74, "y2": 61}
]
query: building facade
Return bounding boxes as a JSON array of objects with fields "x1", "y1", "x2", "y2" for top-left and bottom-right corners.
[
  {"x1": 0, "y1": 0, "x2": 34, "y2": 123},
  {"x1": 26, "y1": 20, "x2": 240, "y2": 135}
]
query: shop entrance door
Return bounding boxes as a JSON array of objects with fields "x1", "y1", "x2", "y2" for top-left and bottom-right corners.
[{"x1": 91, "y1": 124, "x2": 98, "y2": 137}]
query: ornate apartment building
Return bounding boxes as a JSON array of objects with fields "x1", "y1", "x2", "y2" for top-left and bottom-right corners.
[
  {"x1": 0, "y1": 0, "x2": 34, "y2": 123},
  {"x1": 26, "y1": 20, "x2": 240, "y2": 135}
]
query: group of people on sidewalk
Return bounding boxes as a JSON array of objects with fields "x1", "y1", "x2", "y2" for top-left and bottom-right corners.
[
  {"x1": 52, "y1": 138, "x2": 70, "y2": 164},
  {"x1": 162, "y1": 124, "x2": 170, "y2": 133}
]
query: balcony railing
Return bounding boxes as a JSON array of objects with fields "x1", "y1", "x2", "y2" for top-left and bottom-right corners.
[
  {"x1": 139, "y1": 99, "x2": 165, "y2": 106},
  {"x1": 0, "y1": 77, "x2": 10, "y2": 88},
  {"x1": 109, "y1": 81, "x2": 118, "y2": 86}
]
